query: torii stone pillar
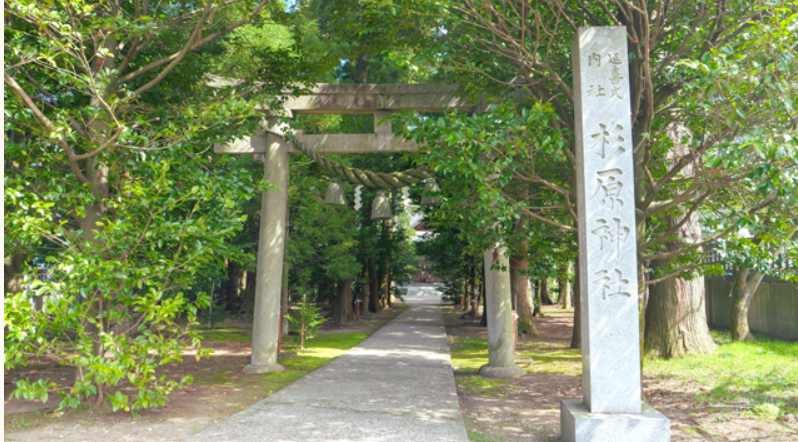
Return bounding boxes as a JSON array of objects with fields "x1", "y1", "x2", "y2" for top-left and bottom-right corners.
[
  {"x1": 479, "y1": 247, "x2": 524, "y2": 378},
  {"x1": 244, "y1": 131, "x2": 288, "y2": 374}
]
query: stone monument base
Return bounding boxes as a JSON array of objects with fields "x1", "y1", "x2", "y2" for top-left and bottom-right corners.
[
  {"x1": 478, "y1": 364, "x2": 524, "y2": 379},
  {"x1": 560, "y1": 399, "x2": 669, "y2": 442},
  {"x1": 243, "y1": 362, "x2": 285, "y2": 374}
]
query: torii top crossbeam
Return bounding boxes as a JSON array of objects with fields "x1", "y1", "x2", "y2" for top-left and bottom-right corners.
[
  {"x1": 280, "y1": 83, "x2": 476, "y2": 114},
  {"x1": 215, "y1": 83, "x2": 479, "y2": 155}
]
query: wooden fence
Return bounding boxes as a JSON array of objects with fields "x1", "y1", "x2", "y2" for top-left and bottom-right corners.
[{"x1": 705, "y1": 276, "x2": 798, "y2": 341}]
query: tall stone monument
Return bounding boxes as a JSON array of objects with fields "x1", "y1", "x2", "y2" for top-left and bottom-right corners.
[{"x1": 560, "y1": 26, "x2": 669, "y2": 442}]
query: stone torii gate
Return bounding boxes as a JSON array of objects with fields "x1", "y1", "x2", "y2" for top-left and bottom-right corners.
[{"x1": 215, "y1": 83, "x2": 515, "y2": 374}]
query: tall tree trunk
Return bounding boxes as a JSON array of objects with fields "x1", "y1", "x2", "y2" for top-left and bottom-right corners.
[
  {"x1": 511, "y1": 240, "x2": 538, "y2": 336},
  {"x1": 235, "y1": 265, "x2": 247, "y2": 303},
  {"x1": 570, "y1": 260, "x2": 581, "y2": 349},
  {"x1": 510, "y1": 213, "x2": 539, "y2": 335},
  {"x1": 461, "y1": 276, "x2": 468, "y2": 310},
  {"x1": 729, "y1": 267, "x2": 765, "y2": 342},
  {"x1": 381, "y1": 255, "x2": 391, "y2": 309},
  {"x1": 532, "y1": 281, "x2": 544, "y2": 317},
  {"x1": 644, "y1": 208, "x2": 715, "y2": 357},
  {"x1": 466, "y1": 262, "x2": 475, "y2": 312},
  {"x1": 559, "y1": 262, "x2": 573, "y2": 309},
  {"x1": 354, "y1": 53, "x2": 370, "y2": 83},
  {"x1": 83, "y1": 40, "x2": 116, "y2": 406},
  {"x1": 470, "y1": 263, "x2": 479, "y2": 318},
  {"x1": 367, "y1": 260, "x2": 380, "y2": 313},
  {"x1": 479, "y1": 267, "x2": 488, "y2": 327},
  {"x1": 380, "y1": 220, "x2": 392, "y2": 309},
  {"x1": 240, "y1": 270, "x2": 256, "y2": 315},
  {"x1": 386, "y1": 271, "x2": 393, "y2": 308},
  {"x1": 644, "y1": 261, "x2": 715, "y2": 357},
  {"x1": 729, "y1": 226, "x2": 796, "y2": 341},
  {"x1": 281, "y1": 265, "x2": 290, "y2": 337},
  {"x1": 281, "y1": 213, "x2": 290, "y2": 336},
  {"x1": 4, "y1": 254, "x2": 25, "y2": 294},
  {"x1": 221, "y1": 259, "x2": 240, "y2": 311},
  {"x1": 644, "y1": 124, "x2": 715, "y2": 358},
  {"x1": 332, "y1": 277, "x2": 355, "y2": 325},
  {"x1": 540, "y1": 279, "x2": 553, "y2": 304},
  {"x1": 83, "y1": 156, "x2": 110, "y2": 407}
]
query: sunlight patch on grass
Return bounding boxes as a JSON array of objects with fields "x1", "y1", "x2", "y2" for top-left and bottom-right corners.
[
  {"x1": 544, "y1": 308, "x2": 575, "y2": 314},
  {"x1": 467, "y1": 429, "x2": 509, "y2": 442},
  {"x1": 646, "y1": 332, "x2": 798, "y2": 416},
  {"x1": 280, "y1": 333, "x2": 369, "y2": 371},
  {"x1": 200, "y1": 330, "x2": 251, "y2": 344},
  {"x1": 517, "y1": 347, "x2": 582, "y2": 375},
  {"x1": 448, "y1": 337, "x2": 489, "y2": 374},
  {"x1": 200, "y1": 371, "x2": 233, "y2": 385},
  {"x1": 306, "y1": 332, "x2": 369, "y2": 350},
  {"x1": 457, "y1": 376, "x2": 509, "y2": 397},
  {"x1": 194, "y1": 333, "x2": 369, "y2": 395},
  {"x1": 449, "y1": 336, "x2": 583, "y2": 376}
]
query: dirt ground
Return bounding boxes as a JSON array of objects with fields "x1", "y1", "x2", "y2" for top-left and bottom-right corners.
[
  {"x1": 446, "y1": 305, "x2": 798, "y2": 442},
  {"x1": 6, "y1": 302, "x2": 796, "y2": 442},
  {"x1": 3, "y1": 306, "x2": 404, "y2": 442}
]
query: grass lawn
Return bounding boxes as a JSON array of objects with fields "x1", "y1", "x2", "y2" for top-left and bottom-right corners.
[
  {"x1": 444, "y1": 305, "x2": 798, "y2": 442},
  {"x1": 646, "y1": 331, "x2": 798, "y2": 419},
  {"x1": 193, "y1": 331, "x2": 370, "y2": 392}
]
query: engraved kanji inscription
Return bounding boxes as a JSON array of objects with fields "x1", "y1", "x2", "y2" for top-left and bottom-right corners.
[
  {"x1": 594, "y1": 268, "x2": 632, "y2": 299},
  {"x1": 610, "y1": 65, "x2": 625, "y2": 99},
  {"x1": 588, "y1": 84, "x2": 606, "y2": 97},
  {"x1": 592, "y1": 168, "x2": 624, "y2": 209},
  {"x1": 607, "y1": 53, "x2": 622, "y2": 65},
  {"x1": 590, "y1": 123, "x2": 626, "y2": 160},
  {"x1": 589, "y1": 52, "x2": 602, "y2": 67},
  {"x1": 592, "y1": 217, "x2": 631, "y2": 257},
  {"x1": 610, "y1": 66, "x2": 624, "y2": 86}
]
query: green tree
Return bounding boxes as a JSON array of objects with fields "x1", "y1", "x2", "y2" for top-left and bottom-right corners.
[
  {"x1": 402, "y1": 103, "x2": 573, "y2": 336},
  {"x1": 392, "y1": 0, "x2": 798, "y2": 357},
  {"x1": 308, "y1": 0, "x2": 430, "y2": 83},
  {"x1": 3, "y1": 0, "x2": 318, "y2": 410},
  {"x1": 285, "y1": 157, "x2": 362, "y2": 324},
  {"x1": 715, "y1": 176, "x2": 798, "y2": 341},
  {"x1": 287, "y1": 294, "x2": 328, "y2": 350}
]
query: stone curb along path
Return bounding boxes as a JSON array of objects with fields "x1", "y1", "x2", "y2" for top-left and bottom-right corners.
[{"x1": 186, "y1": 285, "x2": 469, "y2": 442}]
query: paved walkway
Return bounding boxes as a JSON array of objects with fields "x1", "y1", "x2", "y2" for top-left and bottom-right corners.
[{"x1": 187, "y1": 284, "x2": 468, "y2": 442}]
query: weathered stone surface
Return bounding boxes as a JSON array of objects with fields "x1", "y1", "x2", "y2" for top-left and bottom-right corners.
[
  {"x1": 479, "y1": 365, "x2": 524, "y2": 379},
  {"x1": 374, "y1": 110, "x2": 392, "y2": 134},
  {"x1": 561, "y1": 400, "x2": 670, "y2": 442},
  {"x1": 561, "y1": 22, "x2": 670, "y2": 442},
  {"x1": 282, "y1": 83, "x2": 476, "y2": 114},
  {"x1": 242, "y1": 363, "x2": 284, "y2": 374},
  {"x1": 215, "y1": 133, "x2": 419, "y2": 155},
  {"x1": 573, "y1": 26, "x2": 641, "y2": 414},
  {"x1": 244, "y1": 130, "x2": 288, "y2": 375},
  {"x1": 480, "y1": 248, "x2": 524, "y2": 378},
  {"x1": 205, "y1": 77, "x2": 477, "y2": 114}
]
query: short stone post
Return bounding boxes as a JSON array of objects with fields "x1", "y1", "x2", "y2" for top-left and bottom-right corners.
[
  {"x1": 479, "y1": 247, "x2": 524, "y2": 379},
  {"x1": 244, "y1": 130, "x2": 288, "y2": 374},
  {"x1": 560, "y1": 26, "x2": 669, "y2": 441}
]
